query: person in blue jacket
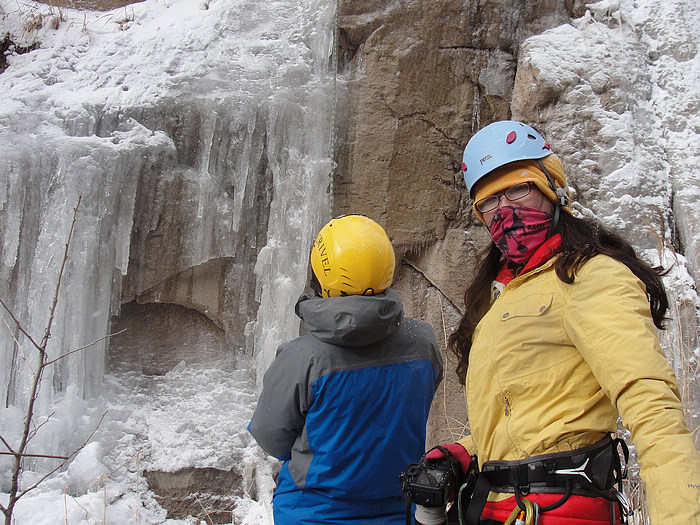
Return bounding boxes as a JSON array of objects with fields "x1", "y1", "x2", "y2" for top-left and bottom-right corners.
[{"x1": 248, "y1": 214, "x2": 443, "y2": 525}]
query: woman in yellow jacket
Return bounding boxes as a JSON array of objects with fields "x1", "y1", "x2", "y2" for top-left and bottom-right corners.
[{"x1": 435, "y1": 120, "x2": 699, "y2": 525}]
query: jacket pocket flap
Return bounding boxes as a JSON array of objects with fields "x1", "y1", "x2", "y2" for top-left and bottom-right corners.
[{"x1": 500, "y1": 294, "x2": 553, "y2": 321}]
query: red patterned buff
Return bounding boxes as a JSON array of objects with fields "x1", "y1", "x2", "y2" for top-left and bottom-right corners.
[{"x1": 489, "y1": 206, "x2": 553, "y2": 264}]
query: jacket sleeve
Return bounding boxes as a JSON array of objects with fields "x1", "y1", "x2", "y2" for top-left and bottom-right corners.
[
  {"x1": 561, "y1": 255, "x2": 700, "y2": 525},
  {"x1": 248, "y1": 343, "x2": 312, "y2": 460},
  {"x1": 457, "y1": 434, "x2": 477, "y2": 457}
]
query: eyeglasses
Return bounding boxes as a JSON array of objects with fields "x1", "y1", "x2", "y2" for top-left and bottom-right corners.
[{"x1": 475, "y1": 182, "x2": 533, "y2": 213}]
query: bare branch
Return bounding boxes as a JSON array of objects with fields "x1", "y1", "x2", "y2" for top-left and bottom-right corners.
[
  {"x1": 27, "y1": 411, "x2": 56, "y2": 445},
  {"x1": 40, "y1": 195, "x2": 81, "y2": 354},
  {"x1": 2, "y1": 197, "x2": 89, "y2": 525},
  {"x1": 16, "y1": 410, "x2": 106, "y2": 501},
  {"x1": 63, "y1": 490, "x2": 99, "y2": 524},
  {"x1": 0, "y1": 452, "x2": 69, "y2": 460},
  {"x1": 1, "y1": 317, "x2": 36, "y2": 376},
  {"x1": 94, "y1": 450, "x2": 140, "y2": 486},
  {"x1": 0, "y1": 435, "x2": 17, "y2": 455},
  {"x1": 195, "y1": 495, "x2": 216, "y2": 525},
  {"x1": 44, "y1": 328, "x2": 127, "y2": 367},
  {"x1": 0, "y1": 298, "x2": 42, "y2": 352}
]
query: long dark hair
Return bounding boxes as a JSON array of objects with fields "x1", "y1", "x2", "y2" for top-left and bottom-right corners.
[{"x1": 448, "y1": 212, "x2": 669, "y2": 384}]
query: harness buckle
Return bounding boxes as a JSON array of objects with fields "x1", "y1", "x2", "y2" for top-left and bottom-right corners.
[
  {"x1": 543, "y1": 459, "x2": 556, "y2": 475},
  {"x1": 515, "y1": 464, "x2": 531, "y2": 496}
]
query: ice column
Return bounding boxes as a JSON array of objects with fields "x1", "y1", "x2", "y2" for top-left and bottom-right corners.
[{"x1": 252, "y1": 0, "x2": 336, "y2": 382}]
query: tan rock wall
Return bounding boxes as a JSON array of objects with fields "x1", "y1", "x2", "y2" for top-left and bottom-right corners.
[{"x1": 336, "y1": 0, "x2": 585, "y2": 445}]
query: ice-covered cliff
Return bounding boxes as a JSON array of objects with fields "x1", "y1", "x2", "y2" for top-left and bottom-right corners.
[
  {"x1": 0, "y1": 0, "x2": 697, "y2": 523},
  {"x1": 1, "y1": 0, "x2": 335, "y2": 522}
]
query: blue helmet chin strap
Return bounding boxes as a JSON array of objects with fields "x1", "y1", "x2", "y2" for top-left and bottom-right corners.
[{"x1": 537, "y1": 160, "x2": 569, "y2": 234}]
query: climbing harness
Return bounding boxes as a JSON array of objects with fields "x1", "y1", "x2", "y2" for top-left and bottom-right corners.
[{"x1": 460, "y1": 435, "x2": 630, "y2": 525}]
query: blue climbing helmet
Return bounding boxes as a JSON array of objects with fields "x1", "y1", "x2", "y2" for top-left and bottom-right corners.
[{"x1": 461, "y1": 120, "x2": 553, "y2": 197}]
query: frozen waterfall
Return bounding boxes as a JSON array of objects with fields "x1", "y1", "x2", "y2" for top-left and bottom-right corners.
[{"x1": 0, "y1": 0, "x2": 335, "y2": 521}]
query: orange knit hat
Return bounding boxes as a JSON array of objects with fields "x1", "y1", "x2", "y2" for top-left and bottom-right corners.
[{"x1": 472, "y1": 154, "x2": 571, "y2": 223}]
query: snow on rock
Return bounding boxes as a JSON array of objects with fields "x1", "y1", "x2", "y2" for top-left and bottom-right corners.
[{"x1": 513, "y1": 0, "x2": 700, "y2": 280}]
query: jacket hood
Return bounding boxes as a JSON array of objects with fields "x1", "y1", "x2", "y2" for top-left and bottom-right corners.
[{"x1": 295, "y1": 288, "x2": 404, "y2": 347}]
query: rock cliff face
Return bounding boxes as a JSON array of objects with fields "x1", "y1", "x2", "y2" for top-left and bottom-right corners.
[
  {"x1": 335, "y1": 0, "x2": 590, "y2": 443},
  {"x1": 335, "y1": 0, "x2": 699, "y2": 444}
]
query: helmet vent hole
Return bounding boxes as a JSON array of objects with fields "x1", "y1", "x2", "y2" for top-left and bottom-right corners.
[{"x1": 527, "y1": 134, "x2": 537, "y2": 140}]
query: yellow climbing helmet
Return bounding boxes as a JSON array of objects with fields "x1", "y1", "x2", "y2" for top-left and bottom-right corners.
[{"x1": 310, "y1": 215, "x2": 395, "y2": 298}]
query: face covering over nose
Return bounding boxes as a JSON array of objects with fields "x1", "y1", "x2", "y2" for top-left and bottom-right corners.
[{"x1": 489, "y1": 206, "x2": 553, "y2": 264}]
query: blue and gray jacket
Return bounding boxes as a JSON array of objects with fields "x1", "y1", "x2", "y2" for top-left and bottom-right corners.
[{"x1": 248, "y1": 288, "x2": 442, "y2": 524}]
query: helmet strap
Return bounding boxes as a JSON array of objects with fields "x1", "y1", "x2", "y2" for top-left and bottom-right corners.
[
  {"x1": 551, "y1": 203, "x2": 562, "y2": 235},
  {"x1": 537, "y1": 160, "x2": 568, "y2": 235},
  {"x1": 310, "y1": 271, "x2": 322, "y2": 296}
]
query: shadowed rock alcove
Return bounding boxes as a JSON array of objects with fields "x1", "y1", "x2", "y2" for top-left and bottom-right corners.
[
  {"x1": 108, "y1": 301, "x2": 233, "y2": 375},
  {"x1": 107, "y1": 301, "x2": 247, "y2": 522}
]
